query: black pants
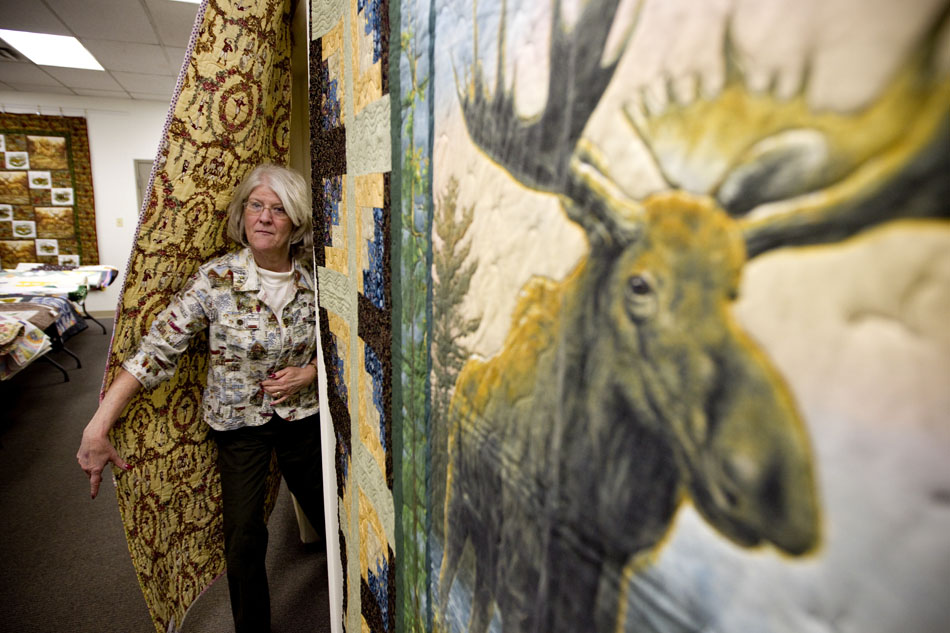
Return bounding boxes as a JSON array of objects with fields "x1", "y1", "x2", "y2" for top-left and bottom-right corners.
[{"x1": 212, "y1": 413, "x2": 326, "y2": 633}]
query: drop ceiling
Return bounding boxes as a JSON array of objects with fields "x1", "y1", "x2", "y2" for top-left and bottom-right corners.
[{"x1": 0, "y1": 0, "x2": 200, "y2": 102}]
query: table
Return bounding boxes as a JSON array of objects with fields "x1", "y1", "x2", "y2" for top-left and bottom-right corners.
[{"x1": 0, "y1": 264, "x2": 119, "y2": 334}]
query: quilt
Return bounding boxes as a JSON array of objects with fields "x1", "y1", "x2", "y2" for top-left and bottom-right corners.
[
  {"x1": 392, "y1": 0, "x2": 950, "y2": 632},
  {"x1": 0, "y1": 112, "x2": 99, "y2": 268},
  {"x1": 102, "y1": 0, "x2": 294, "y2": 630},
  {"x1": 310, "y1": 0, "x2": 395, "y2": 631}
]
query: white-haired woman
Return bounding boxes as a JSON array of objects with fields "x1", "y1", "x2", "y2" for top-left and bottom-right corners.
[{"x1": 77, "y1": 164, "x2": 325, "y2": 633}]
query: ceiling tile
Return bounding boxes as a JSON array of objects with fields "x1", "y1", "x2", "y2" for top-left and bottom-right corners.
[
  {"x1": 44, "y1": 0, "x2": 159, "y2": 43},
  {"x1": 165, "y1": 47, "x2": 188, "y2": 74},
  {"x1": 0, "y1": 61, "x2": 63, "y2": 86},
  {"x1": 0, "y1": 3, "x2": 70, "y2": 36},
  {"x1": 82, "y1": 40, "x2": 171, "y2": 75},
  {"x1": 112, "y1": 71, "x2": 175, "y2": 96},
  {"x1": 1, "y1": 83, "x2": 75, "y2": 96},
  {"x1": 0, "y1": 1, "x2": 204, "y2": 102},
  {"x1": 72, "y1": 88, "x2": 132, "y2": 99},
  {"x1": 143, "y1": 0, "x2": 200, "y2": 48},
  {"x1": 43, "y1": 67, "x2": 125, "y2": 91},
  {"x1": 129, "y1": 92, "x2": 176, "y2": 102}
]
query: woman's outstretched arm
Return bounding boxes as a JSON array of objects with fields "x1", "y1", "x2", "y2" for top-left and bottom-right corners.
[{"x1": 76, "y1": 368, "x2": 141, "y2": 498}]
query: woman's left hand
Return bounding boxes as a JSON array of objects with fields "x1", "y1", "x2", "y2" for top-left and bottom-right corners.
[{"x1": 261, "y1": 364, "x2": 317, "y2": 405}]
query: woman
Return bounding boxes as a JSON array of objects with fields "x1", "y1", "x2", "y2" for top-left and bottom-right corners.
[{"x1": 77, "y1": 164, "x2": 325, "y2": 633}]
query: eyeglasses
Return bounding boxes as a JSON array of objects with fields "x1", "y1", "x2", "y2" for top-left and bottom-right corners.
[{"x1": 244, "y1": 200, "x2": 288, "y2": 218}]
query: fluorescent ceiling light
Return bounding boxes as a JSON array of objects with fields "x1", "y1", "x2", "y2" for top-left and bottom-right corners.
[
  {"x1": 0, "y1": 29, "x2": 104, "y2": 71},
  {"x1": 169, "y1": 0, "x2": 201, "y2": 4}
]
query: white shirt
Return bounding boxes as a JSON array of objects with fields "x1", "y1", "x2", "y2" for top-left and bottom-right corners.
[{"x1": 257, "y1": 265, "x2": 296, "y2": 327}]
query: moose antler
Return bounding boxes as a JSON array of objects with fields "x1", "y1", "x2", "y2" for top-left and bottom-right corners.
[
  {"x1": 462, "y1": 0, "x2": 949, "y2": 259},
  {"x1": 624, "y1": 4, "x2": 950, "y2": 258},
  {"x1": 458, "y1": 0, "x2": 645, "y2": 248}
]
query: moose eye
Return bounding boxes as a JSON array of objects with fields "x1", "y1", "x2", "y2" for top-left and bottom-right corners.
[
  {"x1": 624, "y1": 273, "x2": 657, "y2": 321},
  {"x1": 628, "y1": 275, "x2": 652, "y2": 296}
]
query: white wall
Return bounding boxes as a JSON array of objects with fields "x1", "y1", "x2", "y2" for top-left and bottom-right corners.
[{"x1": 0, "y1": 91, "x2": 170, "y2": 315}]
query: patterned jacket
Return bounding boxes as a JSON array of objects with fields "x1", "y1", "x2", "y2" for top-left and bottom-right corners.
[{"x1": 123, "y1": 247, "x2": 318, "y2": 430}]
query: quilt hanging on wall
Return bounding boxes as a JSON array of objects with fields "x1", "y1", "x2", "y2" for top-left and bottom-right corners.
[
  {"x1": 0, "y1": 113, "x2": 99, "y2": 268},
  {"x1": 102, "y1": 0, "x2": 293, "y2": 631},
  {"x1": 393, "y1": 0, "x2": 950, "y2": 632},
  {"x1": 310, "y1": 0, "x2": 395, "y2": 631}
]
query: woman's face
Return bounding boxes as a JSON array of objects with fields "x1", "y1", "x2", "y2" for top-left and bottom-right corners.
[{"x1": 244, "y1": 184, "x2": 294, "y2": 264}]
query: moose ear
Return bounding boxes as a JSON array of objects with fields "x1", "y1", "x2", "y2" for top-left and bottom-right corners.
[{"x1": 714, "y1": 129, "x2": 832, "y2": 216}]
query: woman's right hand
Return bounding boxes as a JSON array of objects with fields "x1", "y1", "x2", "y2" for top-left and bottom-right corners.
[
  {"x1": 77, "y1": 430, "x2": 130, "y2": 499},
  {"x1": 76, "y1": 368, "x2": 142, "y2": 499}
]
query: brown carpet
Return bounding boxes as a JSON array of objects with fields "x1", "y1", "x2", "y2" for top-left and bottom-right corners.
[{"x1": 0, "y1": 319, "x2": 331, "y2": 632}]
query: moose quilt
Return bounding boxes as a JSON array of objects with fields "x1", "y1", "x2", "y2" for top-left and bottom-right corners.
[{"x1": 393, "y1": 0, "x2": 950, "y2": 631}]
